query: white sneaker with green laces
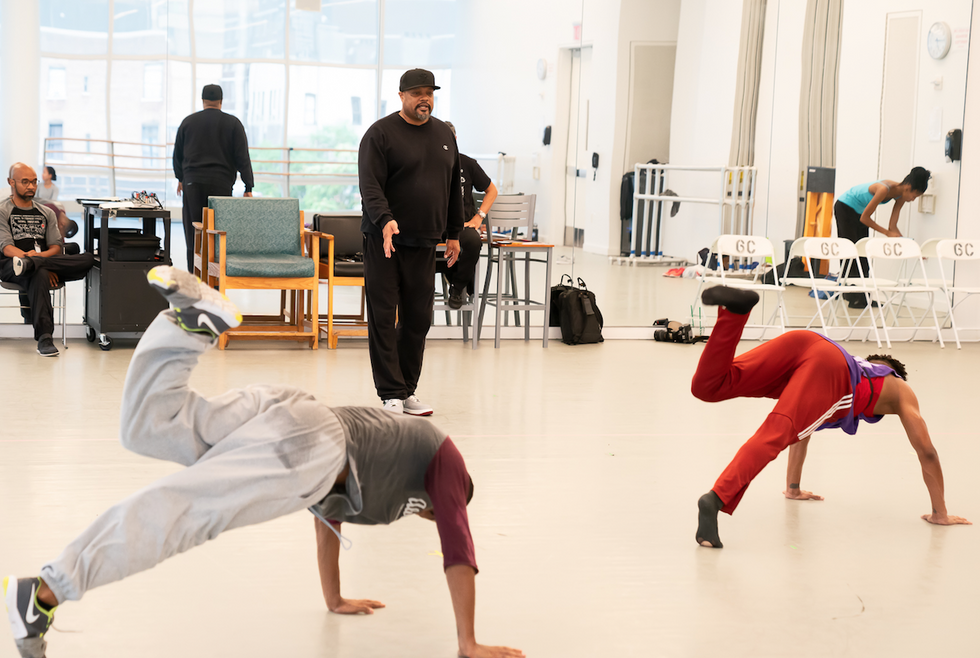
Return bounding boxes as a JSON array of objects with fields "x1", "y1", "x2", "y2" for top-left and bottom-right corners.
[
  {"x1": 3, "y1": 575, "x2": 56, "y2": 658},
  {"x1": 382, "y1": 398, "x2": 404, "y2": 414},
  {"x1": 146, "y1": 266, "x2": 242, "y2": 339}
]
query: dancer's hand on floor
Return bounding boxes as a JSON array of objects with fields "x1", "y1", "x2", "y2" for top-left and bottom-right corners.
[
  {"x1": 783, "y1": 488, "x2": 824, "y2": 501},
  {"x1": 921, "y1": 513, "x2": 972, "y2": 526},
  {"x1": 459, "y1": 642, "x2": 526, "y2": 658},
  {"x1": 328, "y1": 597, "x2": 386, "y2": 614}
]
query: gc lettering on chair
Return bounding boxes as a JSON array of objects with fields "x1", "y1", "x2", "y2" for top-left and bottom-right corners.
[{"x1": 203, "y1": 197, "x2": 320, "y2": 349}]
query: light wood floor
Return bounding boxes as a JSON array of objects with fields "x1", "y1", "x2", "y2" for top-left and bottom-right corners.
[{"x1": 0, "y1": 328, "x2": 977, "y2": 657}]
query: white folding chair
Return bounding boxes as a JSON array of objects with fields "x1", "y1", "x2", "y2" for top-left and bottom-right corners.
[
  {"x1": 800, "y1": 237, "x2": 882, "y2": 346},
  {"x1": 0, "y1": 281, "x2": 68, "y2": 347},
  {"x1": 695, "y1": 234, "x2": 787, "y2": 339},
  {"x1": 863, "y1": 237, "x2": 944, "y2": 348},
  {"x1": 920, "y1": 238, "x2": 980, "y2": 349}
]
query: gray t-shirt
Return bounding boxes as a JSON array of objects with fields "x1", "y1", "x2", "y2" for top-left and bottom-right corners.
[
  {"x1": 310, "y1": 406, "x2": 444, "y2": 525},
  {"x1": 35, "y1": 183, "x2": 59, "y2": 201},
  {"x1": 0, "y1": 197, "x2": 62, "y2": 253}
]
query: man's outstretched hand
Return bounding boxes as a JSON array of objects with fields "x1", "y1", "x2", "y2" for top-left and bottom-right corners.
[
  {"x1": 328, "y1": 597, "x2": 386, "y2": 615},
  {"x1": 459, "y1": 642, "x2": 526, "y2": 658},
  {"x1": 921, "y1": 513, "x2": 972, "y2": 526},
  {"x1": 783, "y1": 489, "x2": 824, "y2": 501}
]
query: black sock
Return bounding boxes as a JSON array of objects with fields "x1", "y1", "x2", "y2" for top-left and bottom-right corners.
[
  {"x1": 696, "y1": 491, "x2": 724, "y2": 548},
  {"x1": 701, "y1": 286, "x2": 760, "y2": 315}
]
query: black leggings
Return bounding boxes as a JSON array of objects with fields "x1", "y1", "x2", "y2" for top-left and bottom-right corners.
[
  {"x1": 436, "y1": 227, "x2": 482, "y2": 294},
  {"x1": 834, "y1": 201, "x2": 870, "y2": 300}
]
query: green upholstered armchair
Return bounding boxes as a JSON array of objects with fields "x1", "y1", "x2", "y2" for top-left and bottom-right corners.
[{"x1": 203, "y1": 197, "x2": 321, "y2": 349}]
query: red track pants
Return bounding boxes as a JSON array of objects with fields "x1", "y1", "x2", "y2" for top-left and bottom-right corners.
[{"x1": 691, "y1": 309, "x2": 851, "y2": 514}]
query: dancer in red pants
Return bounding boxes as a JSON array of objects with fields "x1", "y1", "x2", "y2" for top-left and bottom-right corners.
[{"x1": 693, "y1": 286, "x2": 970, "y2": 548}]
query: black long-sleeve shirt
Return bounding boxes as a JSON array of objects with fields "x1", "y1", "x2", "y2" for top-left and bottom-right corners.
[
  {"x1": 358, "y1": 113, "x2": 464, "y2": 247},
  {"x1": 173, "y1": 108, "x2": 255, "y2": 192}
]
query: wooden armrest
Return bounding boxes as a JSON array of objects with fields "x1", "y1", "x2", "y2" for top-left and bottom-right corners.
[
  {"x1": 304, "y1": 231, "x2": 329, "y2": 239},
  {"x1": 192, "y1": 221, "x2": 203, "y2": 230},
  {"x1": 206, "y1": 229, "x2": 227, "y2": 236}
]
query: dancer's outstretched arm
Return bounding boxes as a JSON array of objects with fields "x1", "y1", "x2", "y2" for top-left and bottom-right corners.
[
  {"x1": 783, "y1": 437, "x2": 824, "y2": 501},
  {"x1": 445, "y1": 565, "x2": 525, "y2": 658},
  {"x1": 876, "y1": 377, "x2": 971, "y2": 525},
  {"x1": 314, "y1": 518, "x2": 385, "y2": 614}
]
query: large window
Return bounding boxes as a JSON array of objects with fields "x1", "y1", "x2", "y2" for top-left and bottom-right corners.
[{"x1": 39, "y1": 0, "x2": 456, "y2": 209}]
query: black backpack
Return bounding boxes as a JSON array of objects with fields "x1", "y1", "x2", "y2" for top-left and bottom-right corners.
[
  {"x1": 559, "y1": 278, "x2": 604, "y2": 345},
  {"x1": 549, "y1": 274, "x2": 576, "y2": 327}
]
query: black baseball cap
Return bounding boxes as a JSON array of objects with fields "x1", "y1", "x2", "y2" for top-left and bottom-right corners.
[
  {"x1": 399, "y1": 69, "x2": 440, "y2": 92},
  {"x1": 202, "y1": 84, "x2": 223, "y2": 101}
]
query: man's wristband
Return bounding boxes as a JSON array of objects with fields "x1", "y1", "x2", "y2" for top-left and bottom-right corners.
[{"x1": 477, "y1": 210, "x2": 487, "y2": 219}]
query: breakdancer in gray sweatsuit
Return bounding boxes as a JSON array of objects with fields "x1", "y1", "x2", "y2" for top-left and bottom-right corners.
[{"x1": 4, "y1": 266, "x2": 524, "y2": 658}]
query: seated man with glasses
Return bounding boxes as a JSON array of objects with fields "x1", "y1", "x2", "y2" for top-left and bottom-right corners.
[{"x1": 0, "y1": 162, "x2": 95, "y2": 356}]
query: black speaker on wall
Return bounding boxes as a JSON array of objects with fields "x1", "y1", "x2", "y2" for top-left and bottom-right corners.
[{"x1": 543, "y1": 125, "x2": 552, "y2": 146}]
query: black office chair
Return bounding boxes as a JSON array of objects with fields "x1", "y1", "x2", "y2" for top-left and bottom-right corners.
[{"x1": 311, "y1": 213, "x2": 367, "y2": 349}]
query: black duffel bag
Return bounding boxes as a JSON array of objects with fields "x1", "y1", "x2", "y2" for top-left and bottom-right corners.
[
  {"x1": 559, "y1": 277, "x2": 604, "y2": 345},
  {"x1": 549, "y1": 274, "x2": 575, "y2": 327}
]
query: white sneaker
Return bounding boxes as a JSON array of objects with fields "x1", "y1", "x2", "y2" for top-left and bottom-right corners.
[
  {"x1": 382, "y1": 399, "x2": 404, "y2": 414},
  {"x1": 403, "y1": 395, "x2": 433, "y2": 416},
  {"x1": 147, "y1": 266, "x2": 242, "y2": 339}
]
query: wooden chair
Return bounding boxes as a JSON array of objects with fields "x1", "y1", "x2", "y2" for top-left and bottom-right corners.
[
  {"x1": 308, "y1": 213, "x2": 367, "y2": 349},
  {"x1": 204, "y1": 197, "x2": 320, "y2": 350},
  {"x1": 192, "y1": 217, "x2": 206, "y2": 280}
]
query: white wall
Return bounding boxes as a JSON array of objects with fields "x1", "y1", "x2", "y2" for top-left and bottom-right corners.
[
  {"x1": 836, "y1": 0, "x2": 972, "y2": 246},
  {"x1": 583, "y1": 0, "x2": 681, "y2": 255},
  {"x1": 661, "y1": 0, "x2": 742, "y2": 263},
  {"x1": 752, "y1": 0, "x2": 806, "y2": 256},
  {"x1": 450, "y1": 0, "x2": 680, "y2": 253},
  {"x1": 450, "y1": 0, "x2": 587, "y2": 245},
  {"x1": 0, "y1": 2, "x2": 41, "y2": 168}
]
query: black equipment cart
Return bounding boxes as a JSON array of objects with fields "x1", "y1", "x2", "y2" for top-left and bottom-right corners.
[{"x1": 80, "y1": 202, "x2": 171, "y2": 350}]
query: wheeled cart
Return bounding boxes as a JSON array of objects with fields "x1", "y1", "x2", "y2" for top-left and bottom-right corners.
[{"x1": 80, "y1": 203, "x2": 171, "y2": 350}]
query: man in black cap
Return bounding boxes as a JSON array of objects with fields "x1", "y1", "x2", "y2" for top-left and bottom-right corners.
[
  {"x1": 358, "y1": 69, "x2": 464, "y2": 416},
  {"x1": 173, "y1": 84, "x2": 255, "y2": 272}
]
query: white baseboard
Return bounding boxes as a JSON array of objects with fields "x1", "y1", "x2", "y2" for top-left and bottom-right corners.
[{"x1": 2, "y1": 323, "x2": 975, "y2": 346}]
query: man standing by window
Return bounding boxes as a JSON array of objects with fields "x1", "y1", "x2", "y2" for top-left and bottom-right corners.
[
  {"x1": 358, "y1": 69, "x2": 464, "y2": 416},
  {"x1": 173, "y1": 84, "x2": 255, "y2": 272}
]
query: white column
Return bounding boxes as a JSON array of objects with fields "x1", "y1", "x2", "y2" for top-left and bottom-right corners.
[{"x1": 0, "y1": 2, "x2": 41, "y2": 171}]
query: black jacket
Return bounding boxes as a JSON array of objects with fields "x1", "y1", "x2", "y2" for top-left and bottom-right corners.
[
  {"x1": 358, "y1": 113, "x2": 464, "y2": 247},
  {"x1": 173, "y1": 108, "x2": 255, "y2": 191}
]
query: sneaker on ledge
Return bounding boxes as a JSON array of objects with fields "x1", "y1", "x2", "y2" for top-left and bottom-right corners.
[
  {"x1": 403, "y1": 395, "x2": 434, "y2": 416},
  {"x1": 448, "y1": 284, "x2": 464, "y2": 310},
  {"x1": 3, "y1": 575, "x2": 56, "y2": 658},
  {"x1": 147, "y1": 266, "x2": 242, "y2": 339}
]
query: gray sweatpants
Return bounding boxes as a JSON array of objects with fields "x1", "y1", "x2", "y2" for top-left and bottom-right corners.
[{"x1": 40, "y1": 311, "x2": 347, "y2": 603}]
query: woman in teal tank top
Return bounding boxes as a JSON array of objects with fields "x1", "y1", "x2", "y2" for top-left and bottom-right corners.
[{"x1": 834, "y1": 166, "x2": 931, "y2": 307}]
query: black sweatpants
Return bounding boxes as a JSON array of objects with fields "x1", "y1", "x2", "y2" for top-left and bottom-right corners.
[
  {"x1": 834, "y1": 200, "x2": 870, "y2": 302},
  {"x1": 1, "y1": 252, "x2": 96, "y2": 340},
  {"x1": 181, "y1": 182, "x2": 232, "y2": 272},
  {"x1": 363, "y1": 233, "x2": 436, "y2": 401},
  {"x1": 436, "y1": 227, "x2": 483, "y2": 294}
]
